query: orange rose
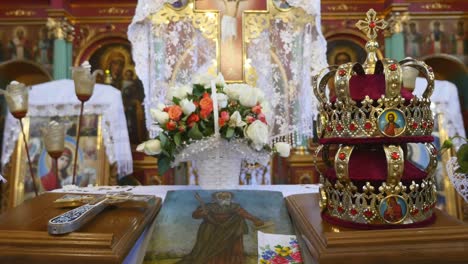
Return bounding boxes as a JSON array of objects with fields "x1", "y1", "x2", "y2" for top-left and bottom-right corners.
[
  {"x1": 200, "y1": 109, "x2": 212, "y2": 119},
  {"x1": 246, "y1": 116, "x2": 256, "y2": 124},
  {"x1": 258, "y1": 113, "x2": 267, "y2": 124},
  {"x1": 187, "y1": 113, "x2": 200, "y2": 128},
  {"x1": 168, "y1": 105, "x2": 183, "y2": 121},
  {"x1": 252, "y1": 105, "x2": 262, "y2": 114},
  {"x1": 200, "y1": 93, "x2": 213, "y2": 113},
  {"x1": 166, "y1": 120, "x2": 177, "y2": 131}
]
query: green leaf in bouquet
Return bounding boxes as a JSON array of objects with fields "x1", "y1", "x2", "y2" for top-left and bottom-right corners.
[
  {"x1": 157, "y1": 155, "x2": 171, "y2": 175},
  {"x1": 193, "y1": 84, "x2": 206, "y2": 97},
  {"x1": 188, "y1": 123, "x2": 203, "y2": 140},
  {"x1": 457, "y1": 143, "x2": 468, "y2": 173},
  {"x1": 172, "y1": 97, "x2": 181, "y2": 105},
  {"x1": 199, "y1": 120, "x2": 206, "y2": 130},
  {"x1": 203, "y1": 127, "x2": 214, "y2": 137},
  {"x1": 442, "y1": 139, "x2": 454, "y2": 150},
  {"x1": 174, "y1": 132, "x2": 182, "y2": 146},
  {"x1": 159, "y1": 133, "x2": 168, "y2": 148},
  {"x1": 235, "y1": 127, "x2": 244, "y2": 137},
  {"x1": 226, "y1": 127, "x2": 235, "y2": 139}
]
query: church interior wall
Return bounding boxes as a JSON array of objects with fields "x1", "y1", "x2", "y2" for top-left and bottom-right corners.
[{"x1": 0, "y1": 0, "x2": 466, "y2": 190}]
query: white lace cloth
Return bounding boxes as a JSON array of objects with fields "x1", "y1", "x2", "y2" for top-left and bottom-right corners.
[
  {"x1": 414, "y1": 77, "x2": 466, "y2": 148},
  {"x1": 1, "y1": 79, "x2": 133, "y2": 178},
  {"x1": 128, "y1": 0, "x2": 327, "y2": 145},
  {"x1": 447, "y1": 157, "x2": 468, "y2": 203}
]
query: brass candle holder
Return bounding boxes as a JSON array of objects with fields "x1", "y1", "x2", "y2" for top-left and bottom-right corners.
[
  {"x1": 42, "y1": 121, "x2": 65, "y2": 188},
  {"x1": 70, "y1": 61, "x2": 103, "y2": 185},
  {"x1": 0, "y1": 81, "x2": 38, "y2": 196}
]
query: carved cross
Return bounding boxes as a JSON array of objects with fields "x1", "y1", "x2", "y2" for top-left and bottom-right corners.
[
  {"x1": 355, "y1": 8, "x2": 388, "y2": 40},
  {"x1": 195, "y1": 0, "x2": 268, "y2": 82}
]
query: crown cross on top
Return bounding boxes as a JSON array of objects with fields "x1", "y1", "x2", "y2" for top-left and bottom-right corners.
[{"x1": 355, "y1": 9, "x2": 388, "y2": 40}]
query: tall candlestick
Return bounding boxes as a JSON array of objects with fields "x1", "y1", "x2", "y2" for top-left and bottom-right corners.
[{"x1": 211, "y1": 80, "x2": 220, "y2": 137}]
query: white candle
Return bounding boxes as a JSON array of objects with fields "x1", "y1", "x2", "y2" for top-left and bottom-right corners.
[{"x1": 211, "y1": 80, "x2": 220, "y2": 137}]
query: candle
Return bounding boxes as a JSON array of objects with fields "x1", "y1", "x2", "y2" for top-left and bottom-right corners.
[{"x1": 211, "y1": 80, "x2": 219, "y2": 137}]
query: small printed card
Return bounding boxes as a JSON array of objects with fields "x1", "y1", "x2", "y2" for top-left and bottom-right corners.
[{"x1": 258, "y1": 231, "x2": 303, "y2": 264}]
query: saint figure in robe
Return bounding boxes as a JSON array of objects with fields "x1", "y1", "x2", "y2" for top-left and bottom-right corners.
[
  {"x1": 383, "y1": 113, "x2": 400, "y2": 136},
  {"x1": 177, "y1": 191, "x2": 264, "y2": 264},
  {"x1": 221, "y1": 0, "x2": 245, "y2": 44},
  {"x1": 40, "y1": 148, "x2": 72, "y2": 191},
  {"x1": 383, "y1": 196, "x2": 403, "y2": 222}
]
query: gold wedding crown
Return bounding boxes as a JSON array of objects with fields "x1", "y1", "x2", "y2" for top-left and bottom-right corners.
[
  {"x1": 313, "y1": 9, "x2": 435, "y2": 143},
  {"x1": 313, "y1": 9, "x2": 438, "y2": 228}
]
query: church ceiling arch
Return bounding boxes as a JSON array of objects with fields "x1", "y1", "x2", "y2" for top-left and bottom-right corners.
[
  {"x1": 0, "y1": 59, "x2": 52, "y2": 85},
  {"x1": 74, "y1": 32, "x2": 129, "y2": 66},
  {"x1": 422, "y1": 54, "x2": 467, "y2": 80}
]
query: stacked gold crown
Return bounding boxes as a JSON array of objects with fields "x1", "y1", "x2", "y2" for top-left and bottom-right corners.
[{"x1": 312, "y1": 9, "x2": 438, "y2": 228}]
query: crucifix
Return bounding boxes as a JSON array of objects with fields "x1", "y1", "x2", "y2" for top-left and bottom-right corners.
[
  {"x1": 195, "y1": 0, "x2": 267, "y2": 82},
  {"x1": 48, "y1": 192, "x2": 156, "y2": 234}
]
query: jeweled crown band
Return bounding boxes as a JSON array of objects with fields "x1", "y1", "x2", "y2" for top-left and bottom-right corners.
[
  {"x1": 313, "y1": 59, "x2": 435, "y2": 140},
  {"x1": 319, "y1": 177, "x2": 437, "y2": 225},
  {"x1": 314, "y1": 143, "x2": 438, "y2": 182}
]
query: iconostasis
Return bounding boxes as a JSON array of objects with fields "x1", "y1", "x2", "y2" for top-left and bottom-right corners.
[{"x1": 0, "y1": 1, "x2": 466, "y2": 196}]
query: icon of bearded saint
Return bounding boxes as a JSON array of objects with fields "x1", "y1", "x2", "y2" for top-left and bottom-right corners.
[{"x1": 177, "y1": 192, "x2": 264, "y2": 264}]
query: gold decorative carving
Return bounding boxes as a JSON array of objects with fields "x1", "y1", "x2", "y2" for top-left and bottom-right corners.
[
  {"x1": 150, "y1": 2, "x2": 219, "y2": 40},
  {"x1": 243, "y1": 13, "x2": 270, "y2": 43},
  {"x1": 356, "y1": 9, "x2": 388, "y2": 74},
  {"x1": 326, "y1": 4, "x2": 357, "y2": 12},
  {"x1": 5, "y1": 9, "x2": 36, "y2": 17},
  {"x1": 356, "y1": 9, "x2": 387, "y2": 41},
  {"x1": 383, "y1": 145, "x2": 404, "y2": 186},
  {"x1": 98, "y1": 7, "x2": 129, "y2": 15},
  {"x1": 47, "y1": 17, "x2": 75, "y2": 41},
  {"x1": 421, "y1": 3, "x2": 452, "y2": 10}
]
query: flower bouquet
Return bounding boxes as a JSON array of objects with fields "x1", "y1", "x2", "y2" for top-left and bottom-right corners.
[{"x1": 137, "y1": 73, "x2": 290, "y2": 188}]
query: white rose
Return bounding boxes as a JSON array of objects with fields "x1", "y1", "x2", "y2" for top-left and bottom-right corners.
[
  {"x1": 157, "y1": 103, "x2": 166, "y2": 111},
  {"x1": 239, "y1": 86, "x2": 258, "y2": 107},
  {"x1": 180, "y1": 98, "x2": 196, "y2": 115},
  {"x1": 223, "y1": 83, "x2": 248, "y2": 100},
  {"x1": 275, "y1": 142, "x2": 291, "y2": 157},
  {"x1": 214, "y1": 73, "x2": 226, "y2": 87},
  {"x1": 193, "y1": 73, "x2": 215, "y2": 88},
  {"x1": 150, "y1": 108, "x2": 169, "y2": 125},
  {"x1": 217, "y1": 93, "x2": 228, "y2": 109},
  {"x1": 167, "y1": 85, "x2": 192, "y2": 100},
  {"x1": 245, "y1": 120, "x2": 269, "y2": 151},
  {"x1": 136, "y1": 139, "x2": 162, "y2": 155},
  {"x1": 229, "y1": 111, "x2": 246, "y2": 128}
]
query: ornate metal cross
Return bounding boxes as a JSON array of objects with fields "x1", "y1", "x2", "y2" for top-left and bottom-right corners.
[
  {"x1": 355, "y1": 8, "x2": 388, "y2": 40},
  {"x1": 48, "y1": 192, "x2": 155, "y2": 234}
]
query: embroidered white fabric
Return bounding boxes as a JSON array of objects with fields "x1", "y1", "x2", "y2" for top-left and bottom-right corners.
[
  {"x1": 414, "y1": 77, "x2": 466, "y2": 149},
  {"x1": 1, "y1": 79, "x2": 133, "y2": 178},
  {"x1": 128, "y1": 0, "x2": 327, "y2": 145},
  {"x1": 446, "y1": 157, "x2": 468, "y2": 203}
]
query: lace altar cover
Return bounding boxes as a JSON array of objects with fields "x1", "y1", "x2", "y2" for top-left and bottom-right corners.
[
  {"x1": 128, "y1": 0, "x2": 327, "y2": 145},
  {"x1": 1, "y1": 80, "x2": 133, "y2": 178},
  {"x1": 414, "y1": 77, "x2": 466, "y2": 148}
]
